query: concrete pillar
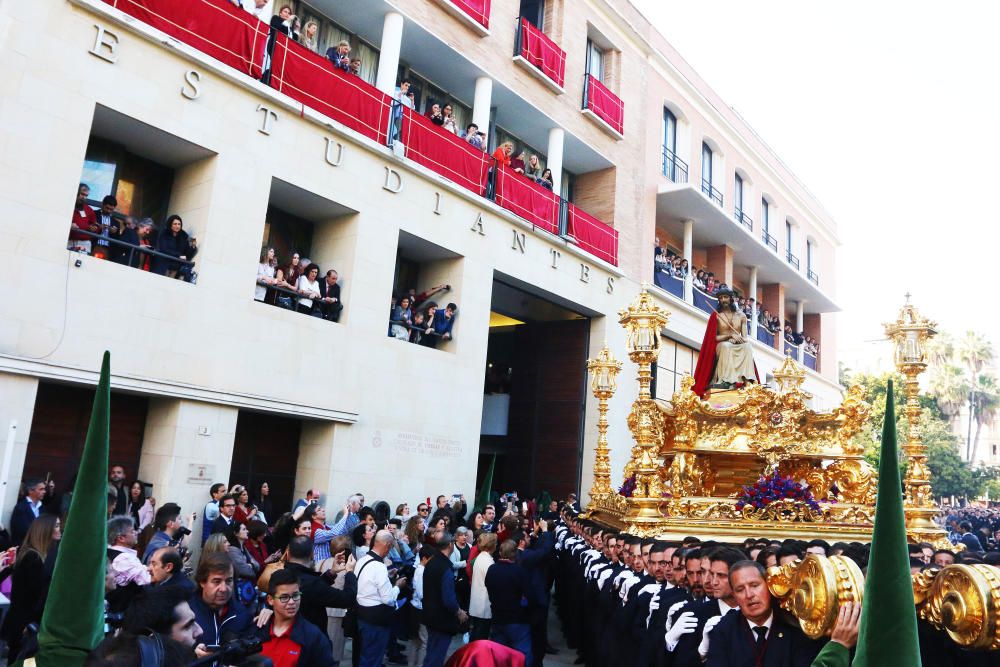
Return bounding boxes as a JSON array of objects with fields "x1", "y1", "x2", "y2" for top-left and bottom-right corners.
[
  {"x1": 748, "y1": 266, "x2": 758, "y2": 341},
  {"x1": 137, "y1": 399, "x2": 238, "y2": 546},
  {"x1": 472, "y1": 77, "x2": 493, "y2": 139},
  {"x1": 796, "y1": 301, "x2": 805, "y2": 361},
  {"x1": 682, "y1": 220, "x2": 693, "y2": 302},
  {"x1": 0, "y1": 374, "x2": 39, "y2": 522},
  {"x1": 706, "y1": 245, "x2": 734, "y2": 287},
  {"x1": 295, "y1": 421, "x2": 338, "y2": 508},
  {"x1": 546, "y1": 127, "x2": 565, "y2": 193},
  {"x1": 761, "y1": 283, "x2": 785, "y2": 351},
  {"x1": 374, "y1": 12, "x2": 404, "y2": 96}
]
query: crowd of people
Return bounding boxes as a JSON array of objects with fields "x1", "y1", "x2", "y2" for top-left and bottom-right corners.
[
  {"x1": 389, "y1": 284, "x2": 458, "y2": 347},
  {"x1": 256, "y1": 248, "x2": 344, "y2": 322},
  {"x1": 654, "y1": 240, "x2": 820, "y2": 356},
  {"x1": 7, "y1": 462, "x2": 1000, "y2": 666},
  {"x1": 68, "y1": 184, "x2": 199, "y2": 281}
]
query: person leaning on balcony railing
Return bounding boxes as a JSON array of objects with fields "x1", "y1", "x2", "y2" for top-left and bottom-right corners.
[
  {"x1": 318, "y1": 269, "x2": 343, "y2": 322},
  {"x1": 492, "y1": 142, "x2": 513, "y2": 168},
  {"x1": 152, "y1": 215, "x2": 197, "y2": 280},
  {"x1": 69, "y1": 182, "x2": 96, "y2": 254},
  {"x1": 349, "y1": 57, "x2": 362, "y2": 77},
  {"x1": 442, "y1": 104, "x2": 458, "y2": 135},
  {"x1": 428, "y1": 102, "x2": 445, "y2": 126},
  {"x1": 283, "y1": 251, "x2": 303, "y2": 287},
  {"x1": 525, "y1": 155, "x2": 542, "y2": 181},
  {"x1": 693, "y1": 270, "x2": 707, "y2": 291},
  {"x1": 256, "y1": 247, "x2": 277, "y2": 302},
  {"x1": 464, "y1": 123, "x2": 484, "y2": 150},
  {"x1": 325, "y1": 40, "x2": 351, "y2": 73},
  {"x1": 537, "y1": 168, "x2": 554, "y2": 191},
  {"x1": 295, "y1": 263, "x2": 323, "y2": 316},
  {"x1": 300, "y1": 20, "x2": 319, "y2": 53},
  {"x1": 510, "y1": 149, "x2": 527, "y2": 175},
  {"x1": 396, "y1": 80, "x2": 415, "y2": 110},
  {"x1": 390, "y1": 294, "x2": 413, "y2": 340},
  {"x1": 270, "y1": 5, "x2": 300, "y2": 42},
  {"x1": 93, "y1": 195, "x2": 118, "y2": 259}
]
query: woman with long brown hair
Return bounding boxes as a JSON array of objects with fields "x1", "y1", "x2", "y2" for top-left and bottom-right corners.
[{"x1": 1, "y1": 514, "x2": 61, "y2": 658}]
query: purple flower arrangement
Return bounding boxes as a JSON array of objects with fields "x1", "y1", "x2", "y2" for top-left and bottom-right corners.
[
  {"x1": 734, "y1": 472, "x2": 822, "y2": 513},
  {"x1": 618, "y1": 473, "x2": 637, "y2": 498}
]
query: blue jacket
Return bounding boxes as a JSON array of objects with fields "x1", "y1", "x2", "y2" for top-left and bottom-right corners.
[
  {"x1": 433, "y1": 312, "x2": 455, "y2": 337},
  {"x1": 142, "y1": 531, "x2": 174, "y2": 563},
  {"x1": 254, "y1": 615, "x2": 334, "y2": 667},
  {"x1": 188, "y1": 593, "x2": 254, "y2": 646},
  {"x1": 515, "y1": 531, "x2": 554, "y2": 606}
]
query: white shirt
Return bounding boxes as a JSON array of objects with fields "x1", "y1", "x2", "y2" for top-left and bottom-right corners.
[
  {"x1": 747, "y1": 612, "x2": 774, "y2": 639},
  {"x1": 356, "y1": 552, "x2": 400, "y2": 608},
  {"x1": 255, "y1": 263, "x2": 275, "y2": 301},
  {"x1": 28, "y1": 498, "x2": 42, "y2": 518},
  {"x1": 296, "y1": 275, "x2": 320, "y2": 308},
  {"x1": 411, "y1": 563, "x2": 425, "y2": 610}
]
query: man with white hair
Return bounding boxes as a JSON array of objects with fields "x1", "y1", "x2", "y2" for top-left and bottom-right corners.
[
  {"x1": 355, "y1": 529, "x2": 408, "y2": 667},
  {"x1": 329, "y1": 493, "x2": 363, "y2": 536}
]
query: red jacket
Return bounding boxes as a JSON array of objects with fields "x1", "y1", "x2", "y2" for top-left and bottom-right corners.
[{"x1": 70, "y1": 205, "x2": 96, "y2": 240}]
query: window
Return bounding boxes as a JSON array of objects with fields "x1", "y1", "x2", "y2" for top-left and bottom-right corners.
[
  {"x1": 786, "y1": 220, "x2": 793, "y2": 251},
  {"x1": 761, "y1": 198, "x2": 770, "y2": 233},
  {"x1": 519, "y1": 0, "x2": 544, "y2": 28},
  {"x1": 662, "y1": 108, "x2": 681, "y2": 181},
  {"x1": 807, "y1": 240, "x2": 814, "y2": 272},
  {"x1": 701, "y1": 142, "x2": 713, "y2": 189},
  {"x1": 653, "y1": 338, "x2": 699, "y2": 400},
  {"x1": 586, "y1": 39, "x2": 605, "y2": 82},
  {"x1": 663, "y1": 108, "x2": 677, "y2": 155},
  {"x1": 734, "y1": 174, "x2": 744, "y2": 216}
]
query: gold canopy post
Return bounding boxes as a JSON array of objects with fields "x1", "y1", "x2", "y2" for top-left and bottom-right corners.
[
  {"x1": 883, "y1": 295, "x2": 951, "y2": 549},
  {"x1": 618, "y1": 287, "x2": 670, "y2": 535},
  {"x1": 585, "y1": 343, "x2": 622, "y2": 506}
]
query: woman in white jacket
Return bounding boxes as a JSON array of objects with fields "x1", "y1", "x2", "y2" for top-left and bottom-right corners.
[{"x1": 468, "y1": 532, "x2": 497, "y2": 641}]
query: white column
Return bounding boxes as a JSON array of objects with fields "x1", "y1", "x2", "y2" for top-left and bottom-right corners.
[
  {"x1": 546, "y1": 127, "x2": 565, "y2": 193},
  {"x1": 472, "y1": 76, "x2": 493, "y2": 139},
  {"x1": 749, "y1": 266, "x2": 759, "y2": 341},
  {"x1": 374, "y1": 12, "x2": 404, "y2": 96},
  {"x1": 795, "y1": 300, "x2": 805, "y2": 362},
  {"x1": 682, "y1": 220, "x2": 693, "y2": 303}
]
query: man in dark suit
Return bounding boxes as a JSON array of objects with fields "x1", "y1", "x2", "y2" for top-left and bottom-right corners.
[
  {"x1": 10, "y1": 477, "x2": 47, "y2": 546},
  {"x1": 318, "y1": 269, "x2": 344, "y2": 322},
  {"x1": 210, "y1": 493, "x2": 237, "y2": 535},
  {"x1": 667, "y1": 547, "x2": 744, "y2": 667},
  {"x1": 704, "y1": 560, "x2": 825, "y2": 667},
  {"x1": 957, "y1": 521, "x2": 985, "y2": 552},
  {"x1": 422, "y1": 531, "x2": 468, "y2": 667},
  {"x1": 514, "y1": 521, "x2": 555, "y2": 667}
]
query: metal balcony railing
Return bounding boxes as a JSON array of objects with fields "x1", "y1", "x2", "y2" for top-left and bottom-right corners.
[
  {"x1": 701, "y1": 179, "x2": 723, "y2": 207},
  {"x1": 808, "y1": 269, "x2": 819, "y2": 286},
  {"x1": 786, "y1": 252, "x2": 800, "y2": 270},
  {"x1": 734, "y1": 209, "x2": 753, "y2": 231},
  {"x1": 762, "y1": 231, "x2": 778, "y2": 252},
  {"x1": 661, "y1": 147, "x2": 689, "y2": 183}
]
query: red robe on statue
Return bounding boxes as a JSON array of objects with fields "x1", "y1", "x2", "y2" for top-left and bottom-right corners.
[{"x1": 691, "y1": 311, "x2": 760, "y2": 397}]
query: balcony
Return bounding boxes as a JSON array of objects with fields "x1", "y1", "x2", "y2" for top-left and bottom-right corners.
[
  {"x1": 513, "y1": 17, "x2": 566, "y2": 93},
  {"x1": 655, "y1": 183, "x2": 839, "y2": 313},
  {"x1": 653, "y1": 270, "x2": 685, "y2": 299},
  {"x1": 582, "y1": 74, "x2": 624, "y2": 138},
  {"x1": 662, "y1": 147, "x2": 689, "y2": 184},
  {"x1": 808, "y1": 269, "x2": 819, "y2": 286},
  {"x1": 756, "y1": 326, "x2": 776, "y2": 347},
  {"x1": 734, "y1": 209, "x2": 753, "y2": 231},
  {"x1": 97, "y1": 0, "x2": 620, "y2": 266},
  {"x1": 433, "y1": 0, "x2": 491, "y2": 35},
  {"x1": 786, "y1": 252, "x2": 800, "y2": 270},
  {"x1": 701, "y1": 179, "x2": 723, "y2": 208}
]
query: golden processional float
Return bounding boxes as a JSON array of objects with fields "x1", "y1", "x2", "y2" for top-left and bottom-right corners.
[{"x1": 584, "y1": 289, "x2": 1000, "y2": 649}]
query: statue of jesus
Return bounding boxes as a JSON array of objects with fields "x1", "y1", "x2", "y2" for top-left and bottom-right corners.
[{"x1": 691, "y1": 288, "x2": 759, "y2": 396}]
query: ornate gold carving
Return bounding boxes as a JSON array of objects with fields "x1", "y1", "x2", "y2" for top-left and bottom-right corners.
[
  {"x1": 767, "y1": 554, "x2": 865, "y2": 639},
  {"x1": 739, "y1": 500, "x2": 824, "y2": 522},
  {"x1": 585, "y1": 344, "x2": 622, "y2": 505},
  {"x1": 915, "y1": 564, "x2": 1000, "y2": 650},
  {"x1": 666, "y1": 453, "x2": 716, "y2": 497}
]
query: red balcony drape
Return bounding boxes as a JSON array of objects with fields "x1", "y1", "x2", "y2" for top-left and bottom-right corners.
[
  {"x1": 269, "y1": 34, "x2": 393, "y2": 145},
  {"x1": 449, "y1": 0, "x2": 491, "y2": 30},
  {"x1": 585, "y1": 74, "x2": 624, "y2": 135},
  {"x1": 102, "y1": 0, "x2": 268, "y2": 78},
  {"x1": 493, "y1": 166, "x2": 560, "y2": 235},
  {"x1": 401, "y1": 108, "x2": 490, "y2": 196},
  {"x1": 518, "y1": 18, "x2": 566, "y2": 88},
  {"x1": 567, "y1": 204, "x2": 618, "y2": 266}
]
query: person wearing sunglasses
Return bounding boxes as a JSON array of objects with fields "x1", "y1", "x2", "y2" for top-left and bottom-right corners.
[{"x1": 257, "y1": 568, "x2": 335, "y2": 666}]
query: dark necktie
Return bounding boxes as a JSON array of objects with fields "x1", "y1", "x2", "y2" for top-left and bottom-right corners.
[{"x1": 753, "y1": 626, "x2": 767, "y2": 650}]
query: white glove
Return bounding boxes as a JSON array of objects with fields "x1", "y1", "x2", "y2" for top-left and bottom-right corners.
[
  {"x1": 665, "y1": 611, "x2": 698, "y2": 651},
  {"x1": 645, "y1": 592, "x2": 661, "y2": 628},
  {"x1": 697, "y1": 615, "x2": 723, "y2": 659},
  {"x1": 663, "y1": 600, "x2": 688, "y2": 632}
]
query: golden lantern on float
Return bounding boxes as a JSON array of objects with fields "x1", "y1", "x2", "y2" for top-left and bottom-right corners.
[{"x1": 585, "y1": 343, "x2": 622, "y2": 506}]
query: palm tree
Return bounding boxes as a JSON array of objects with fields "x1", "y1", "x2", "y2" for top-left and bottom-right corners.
[
  {"x1": 968, "y1": 373, "x2": 1000, "y2": 464},
  {"x1": 930, "y1": 363, "x2": 969, "y2": 424},
  {"x1": 957, "y1": 332, "x2": 995, "y2": 460}
]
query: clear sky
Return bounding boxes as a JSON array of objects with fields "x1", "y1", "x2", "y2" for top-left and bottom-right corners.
[{"x1": 631, "y1": 0, "x2": 999, "y2": 372}]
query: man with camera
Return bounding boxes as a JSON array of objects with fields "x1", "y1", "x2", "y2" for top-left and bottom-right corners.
[
  {"x1": 143, "y1": 503, "x2": 194, "y2": 563},
  {"x1": 189, "y1": 552, "x2": 255, "y2": 660}
]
